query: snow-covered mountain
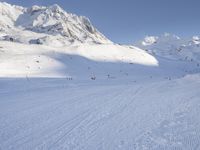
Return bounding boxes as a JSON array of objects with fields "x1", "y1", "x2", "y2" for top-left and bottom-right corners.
[
  {"x1": 0, "y1": 2, "x2": 111, "y2": 45},
  {"x1": 0, "y1": 2, "x2": 199, "y2": 79},
  {"x1": 136, "y1": 33, "x2": 200, "y2": 62},
  {"x1": 0, "y1": 2, "x2": 163, "y2": 78}
]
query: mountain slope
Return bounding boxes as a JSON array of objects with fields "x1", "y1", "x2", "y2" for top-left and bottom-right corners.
[
  {"x1": 0, "y1": 41, "x2": 160, "y2": 78},
  {"x1": 0, "y1": 2, "x2": 111, "y2": 45},
  {"x1": 135, "y1": 33, "x2": 200, "y2": 62},
  {"x1": 0, "y1": 2, "x2": 199, "y2": 79}
]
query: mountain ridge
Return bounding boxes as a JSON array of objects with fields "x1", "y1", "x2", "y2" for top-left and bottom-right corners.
[
  {"x1": 135, "y1": 33, "x2": 200, "y2": 62},
  {"x1": 0, "y1": 2, "x2": 112, "y2": 45}
]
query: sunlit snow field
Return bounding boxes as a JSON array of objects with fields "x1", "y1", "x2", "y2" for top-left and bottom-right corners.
[{"x1": 1, "y1": 41, "x2": 200, "y2": 149}]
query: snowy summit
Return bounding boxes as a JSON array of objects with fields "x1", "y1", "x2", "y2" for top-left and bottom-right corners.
[{"x1": 0, "y1": 2, "x2": 111, "y2": 45}]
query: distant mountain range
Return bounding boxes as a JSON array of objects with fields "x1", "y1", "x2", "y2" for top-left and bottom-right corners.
[{"x1": 136, "y1": 33, "x2": 200, "y2": 62}]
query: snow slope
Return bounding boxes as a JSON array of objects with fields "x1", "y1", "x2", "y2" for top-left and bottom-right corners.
[
  {"x1": 1, "y1": 75, "x2": 200, "y2": 150},
  {"x1": 0, "y1": 39, "x2": 200, "y2": 150},
  {"x1": 0, "y1": 41, "x2": 160, "y2": 78},
  {"x1": 0, "y1": 2, "x2": 200, "y2": 150},
  {"x1": 1, "y1": 40, "x2": 199, "y2": 80},
  {"x1": 136, "y1": 33, "x2": 200, "y2": 62},
  {"x1": 135, "y1": 33, "x2": 200, "y2": 61}
]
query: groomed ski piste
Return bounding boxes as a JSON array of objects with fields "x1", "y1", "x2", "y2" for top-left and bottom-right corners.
[{"x1": 1, "y1": 2, "x2": 200, "y2": 150}]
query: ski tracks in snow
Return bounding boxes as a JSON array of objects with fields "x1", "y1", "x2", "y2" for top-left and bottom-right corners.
[{"x1": 1, "y1": 78, "x2": 200, "y2": 150}]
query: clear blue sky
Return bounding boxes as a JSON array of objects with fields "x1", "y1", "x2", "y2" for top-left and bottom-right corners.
[{"x1": 2, "y1": 0, "x2": 200, "y2": 44}]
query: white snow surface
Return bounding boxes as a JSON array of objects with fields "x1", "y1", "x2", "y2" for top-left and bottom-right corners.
[
  {"x1": 1, "y1": 74, "x2": 200, "y2": 150},
  {"x1": 0, "y1": 41, "x2": 160, "y2": 78},
  {"x1": 0, "y1": 2, "x2": 200, "y2": 150},
  {"x1": 0, "y1": 39, "x2": 200, "y2": 150}
]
